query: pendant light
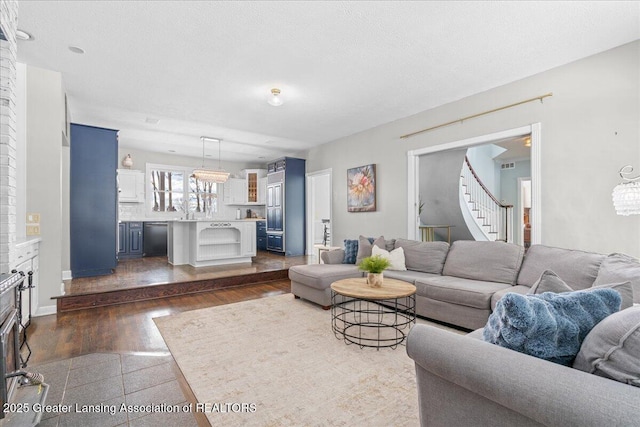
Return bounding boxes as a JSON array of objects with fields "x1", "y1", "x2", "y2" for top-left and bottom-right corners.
[{"x1": 192, "y1": 137, "x2": 230, "y2": 183}]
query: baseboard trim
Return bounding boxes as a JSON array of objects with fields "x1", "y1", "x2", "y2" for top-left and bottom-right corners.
[{"x1": 34, "y1": 305, "x2": 57, "y2": 317}]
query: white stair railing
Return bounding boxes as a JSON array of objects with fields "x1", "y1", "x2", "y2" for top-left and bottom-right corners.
[{"x1": 461, "y1": 156, "x2": 513, "y2": 242}]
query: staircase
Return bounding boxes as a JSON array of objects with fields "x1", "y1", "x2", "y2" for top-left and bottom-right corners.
[{"x1": 460, "y1": 156, "x2": 513, "y2": 242}]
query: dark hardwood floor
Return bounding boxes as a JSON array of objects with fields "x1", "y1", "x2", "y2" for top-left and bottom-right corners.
[
  {"x1": 55, "y1": 251, "x2": 312, "y2": 312},
  {"x1": 28, "y1": 279, "x2": 291, "y2": 365},
  {"x1": 26, "y1": 279, "x2": 292, "y2": 427}
]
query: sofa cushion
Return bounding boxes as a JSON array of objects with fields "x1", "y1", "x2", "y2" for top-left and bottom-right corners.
[
  {"x1": 372, "y1": 245, "x2": 406, "y2": 271},
  {"x1": 528, "y1": 270, "x2": 634, "y2": 310},
  {"x1": 343, "y1": 239, "x2": 359, "y2": 264},
  {"x1": 490, "y1": 285, "x2": 530, "y2": 310},
  {"x1": 593, "y1": 253, "x2": 640, "y2": 303},
  {"x1": 483, "y1": 289, "x2": 621, "y2": 366},
  {"x1": 289, "y1": 264, "x2": 362, "y2": 290},
  {"x1": 321, "y1": 249, "x2": 345, "y2": 264},
  {"x1": 442, "y1": 241, "x2": 524, "y2": 285},
  {"x1": 528, "y1": 270, "x2": 572, "y2": 294},
  {"x1": 393, "y1": 238, "x2": 449, "y2": 274},
  {"x1": 383, "y1": 270, "x2": 439, "y2": 284},
  {"x1": 516, "y1": 245, "x2": 605, "y2": 290},
  {"x1": 415, "y1": 275, "x2": 512, "y2": 310},
  {"x1": 573, "y1": 306, "x2": 640, "y2": 387},
  {"x1": 356, "y1": 235, "x2": 385, "y2": 265}
]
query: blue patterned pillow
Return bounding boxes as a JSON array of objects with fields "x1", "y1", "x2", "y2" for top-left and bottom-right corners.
[
  {"x1": 483, "y1": 288, "x2": 621, "y2": 366},
  {"x1": 343, "y1": 239, "x2": 359, "y2": 264}
]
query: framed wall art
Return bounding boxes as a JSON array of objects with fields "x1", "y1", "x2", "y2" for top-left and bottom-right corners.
[{"x1": 347, "y1": 164, "x2": 376, "y2": 212}]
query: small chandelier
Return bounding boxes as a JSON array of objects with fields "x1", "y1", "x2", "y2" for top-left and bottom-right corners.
[
  {"x1": 192, "y1": 137, "x2": 230, "y2": 184},
  {"x1": 612, "y1": 165, "x2": 640, "y2": 216},
  {"x1": 268, "y1": 88, "x2": 283, "y2": 107}
]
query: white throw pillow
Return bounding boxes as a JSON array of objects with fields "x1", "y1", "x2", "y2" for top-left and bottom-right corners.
[{"x1": 372, "y1": 245, "x2": 407, "y2": 271}]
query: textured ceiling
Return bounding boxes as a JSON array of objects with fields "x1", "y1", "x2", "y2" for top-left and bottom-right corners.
[{"x1": 15, "y1": 1, "x2": 640, "y2": 162}]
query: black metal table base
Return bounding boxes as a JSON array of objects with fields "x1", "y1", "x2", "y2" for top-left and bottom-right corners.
[{"x1": 331, "y1": 292, "x2": 416, "y2": 349}]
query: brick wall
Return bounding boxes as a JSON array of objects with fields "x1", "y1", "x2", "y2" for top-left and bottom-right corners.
[{"x1": 0, "y1": 0, "x2": 18, "y2": 273}]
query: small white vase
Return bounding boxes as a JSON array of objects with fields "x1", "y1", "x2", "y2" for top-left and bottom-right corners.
[{"x1": 367, "y1": 272, "x2": 383, "y2": 287}]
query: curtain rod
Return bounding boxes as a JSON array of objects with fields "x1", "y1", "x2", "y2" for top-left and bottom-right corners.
[{"x1": 400, "y1": 92, "x2": 553, "y2": 139}]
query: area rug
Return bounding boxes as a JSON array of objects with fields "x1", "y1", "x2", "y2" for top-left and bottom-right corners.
[{"x1": 154, "y1": 294, "x2": 459, "y2": 426}]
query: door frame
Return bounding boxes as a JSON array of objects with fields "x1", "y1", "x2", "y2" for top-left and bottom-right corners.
[
  {"x1": 306, "y1": 168, "x2": 332, "y2": 255},
  {"x1": 406, "y1": 123, "x2": 541, "y2": 244},
  {"x1": 517, "y1": 176, "x2": 532, "y2": 247}
]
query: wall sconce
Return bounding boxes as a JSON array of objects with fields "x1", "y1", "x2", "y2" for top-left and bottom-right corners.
[
  {"x1": 612, "y1": 165, "x2": 640, "y2": 215},
  {"x1": 122, "y1": 154, "x2": 133, "y2": 168}
]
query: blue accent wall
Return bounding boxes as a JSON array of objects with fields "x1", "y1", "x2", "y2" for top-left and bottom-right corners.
[{"x1": 70, "y1": 124, "x2": 118, "y2": 277}]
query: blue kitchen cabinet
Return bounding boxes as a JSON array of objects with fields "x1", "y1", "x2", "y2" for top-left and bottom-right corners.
[
  {"x1": 118, "y1": 222, "x2": 143, "y2": 259},
  {"x1": 70, "y1": 124, "x2": 118, "y2": 277},
  {"x1": 118, "y1": 222, "x2": 126, "y2": 254},
  {"x1": 256, "y1": 220, "x2": 267, "y2": 250}
]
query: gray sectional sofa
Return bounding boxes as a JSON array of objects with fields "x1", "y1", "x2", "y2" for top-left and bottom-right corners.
[
  {"x1": 290, "y1": 239, "x2": 640, "y2": 425},
  {"x1": 406, "y1": 324, "x2": 639, "y2": 426},
  {"x1": 290, "y1": 239, "x2": 639, "y2": 329}
]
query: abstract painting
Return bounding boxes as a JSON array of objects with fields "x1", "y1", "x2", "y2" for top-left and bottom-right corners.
[{"x1": 347, "y1": 164, "x2": 376, "y2": 212}]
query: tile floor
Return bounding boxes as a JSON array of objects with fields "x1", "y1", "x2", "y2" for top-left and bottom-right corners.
[{"x1": 7, "y1": 353, "x2": 198, "y2": 427}]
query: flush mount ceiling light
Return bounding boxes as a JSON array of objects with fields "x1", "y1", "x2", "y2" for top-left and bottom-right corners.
[
  {"x1": 612, "y1": 165, "x2": 640, "y2": 216},
  {"x1": 68, "y1": 46, "x2": 85, "y2": 54},
  {"x1": 192, "y1": 137, "x2": 230, "y2": 184},
  {"x1": 16, "y1": 29, "x2": 34, "y2": 41},
  {"x1": 268, "y1": 88, "x2": 283, "y2": 107}
]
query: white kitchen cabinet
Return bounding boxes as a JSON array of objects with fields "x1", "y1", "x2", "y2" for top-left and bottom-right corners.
[
  {"x1": 223, "y1": 170, "x2": 267, "y2": 205},
  {"x1": 258, "y1": 177, "x2": 267, "y2": 205},
  {"x1": 241, "y1": 221, "x2": 257, "y2": 257},
  {"x1": 117, "y1": 169, "x2": 145, "y2": 203},
  {"x1": 13, "y1": 239, "x2": 40, "y2": 328},
  {"x1": 223, "y1": 178, "x2": 246, "y2": 204},
  {"x1": 169, "y1": 220, "x2": 256, "y2": 267}
]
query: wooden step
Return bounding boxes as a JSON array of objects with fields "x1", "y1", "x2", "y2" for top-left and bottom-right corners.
[{"x1": 54, "y1": 269, "x2": 289, "y2": 312}]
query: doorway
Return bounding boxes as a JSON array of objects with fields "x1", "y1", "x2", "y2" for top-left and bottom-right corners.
[
  {"x1": 306, "y1": 169, "x2": 332, "y2": 256},
  {"x1": 406, "y1": 123, "x2": 541, "y2": 245}
]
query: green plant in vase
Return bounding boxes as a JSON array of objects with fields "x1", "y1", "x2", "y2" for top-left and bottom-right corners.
[{"x1": 358, "y1": 255, "x2": 391, "y2": 287}]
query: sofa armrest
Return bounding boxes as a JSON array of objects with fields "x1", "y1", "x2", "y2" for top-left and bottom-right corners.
[
  {"x1": 406, "y1": 325, "x2": 639, "y2": 426},
  {"x1": 321, "y1": 249, "x2": 345, "y2": 264}
]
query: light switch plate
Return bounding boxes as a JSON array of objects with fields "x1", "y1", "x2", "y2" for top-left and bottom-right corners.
[
  {"x1": 26, "y1": 225, "x2": 40, "y2": 235},
  {"x1": 27, "y1": 213, "x2": 40, "y2": 223}
]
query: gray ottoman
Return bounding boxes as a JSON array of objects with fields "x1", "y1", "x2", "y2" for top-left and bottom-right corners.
[{"x1": 289, "y1": 264, "x2": 362, "y2": 309}]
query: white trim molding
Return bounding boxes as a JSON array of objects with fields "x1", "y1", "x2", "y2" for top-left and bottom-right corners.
[
  {"x1": 407, "y1": 123, "x2": 541, "y2": 245},
  {"x1": 306, "y1": 168, "x2": 333, "y2": 255}
]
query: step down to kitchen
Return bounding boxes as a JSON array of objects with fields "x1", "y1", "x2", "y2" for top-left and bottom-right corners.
[{"x1": 53, "y1": 252, "x2": 311, "y2": 312}]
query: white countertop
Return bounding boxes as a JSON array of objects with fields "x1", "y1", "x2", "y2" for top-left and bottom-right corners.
[
  {"x1": 169, "y1": 219, "x2": 265, "y2": 223},
  {"x1": 15, "y1": 237, "x2": 42, "y2": 249}
]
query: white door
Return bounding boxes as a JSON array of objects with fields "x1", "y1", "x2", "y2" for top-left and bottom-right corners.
[{"x1": 306, "y1": 169, "x2": 332, "y2": 256}]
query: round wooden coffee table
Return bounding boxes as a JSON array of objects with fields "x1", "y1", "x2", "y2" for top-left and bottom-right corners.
[{"x1": 330, "y1": 277, "x2": 416, "y2": 349}]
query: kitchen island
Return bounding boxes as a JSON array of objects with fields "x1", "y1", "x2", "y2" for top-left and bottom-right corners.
[{"x1": 168, "y1": 220, "x2": 257, "y2": 267}]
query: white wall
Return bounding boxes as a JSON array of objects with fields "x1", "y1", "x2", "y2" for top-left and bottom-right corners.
[
  {"x1": 25, "y1": 65, "x2": 65, "y2": 311},
  {"x1": 306, "y1": 41, "x2": 640, "y2": 257}
]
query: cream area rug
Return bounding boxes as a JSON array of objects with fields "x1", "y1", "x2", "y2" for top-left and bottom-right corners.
[{"x1": 154, "y1": 294, "x2": 462, "y2": 426}]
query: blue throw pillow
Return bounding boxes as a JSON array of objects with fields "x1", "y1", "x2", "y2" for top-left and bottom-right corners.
[
  {"x1": 483, "y1": 288, "x2": 621, "y2": 366},
  {"x1": 343, "y1": 239, "x2": 359, "y2": 264}
]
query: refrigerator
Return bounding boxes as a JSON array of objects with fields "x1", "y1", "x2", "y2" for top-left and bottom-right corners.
[{"x1": 266, "y1": 157, "x2": 305, "y2": 256}]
